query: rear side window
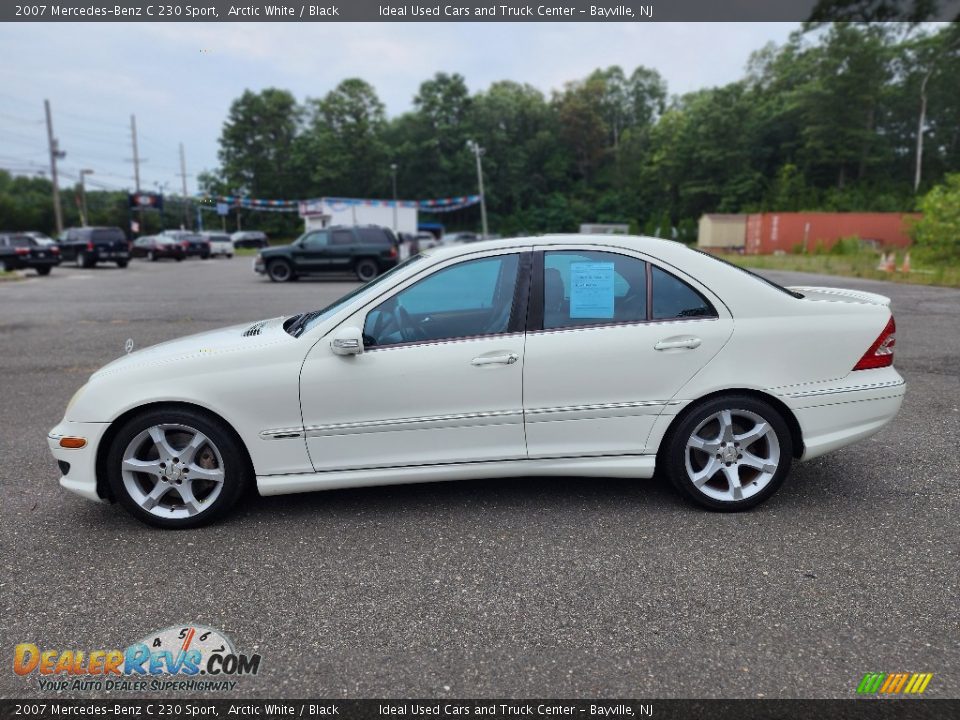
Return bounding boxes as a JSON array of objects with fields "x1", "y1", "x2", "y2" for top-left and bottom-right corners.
[
  {"x1": 330, "y1": 230, "x2": 355, "y2": 246},
  {"x1": 356, "y1": 228, "x2": 392, "y2": 245},
  {"x1": 543, "y1": 250, "x2": 647, "y2": 330},
  {"x1": 91, "y1": 229, "x2": 125, "y2": 243},
  {"x1": 651, "y1": 266, "x2": 717, "y2": 320},
  {"x1": 8, "y1": 236, "x2": 33, "y2": 248}
]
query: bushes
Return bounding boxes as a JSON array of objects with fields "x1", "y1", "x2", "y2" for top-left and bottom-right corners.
[{"x1": 909, "y1": 174, "x2": 960, "y2": 262}]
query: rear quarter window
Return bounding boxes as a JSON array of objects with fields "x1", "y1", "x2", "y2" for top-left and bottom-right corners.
[
  {"x1": 90, "y1": 229, "x2": 126, "y2": 243},
  {"x1": 356, "y1": 228, "x2": 392, "y2": 245},
  {"x1": 651, "y1": 266, "x2": 717, "y2": 320}
]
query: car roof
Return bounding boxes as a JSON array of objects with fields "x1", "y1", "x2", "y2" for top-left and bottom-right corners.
[{"x1": 424, "y1": 234, "x2": 692, "y2": 262}]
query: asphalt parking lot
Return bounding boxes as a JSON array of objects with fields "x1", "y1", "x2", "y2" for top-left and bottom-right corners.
[{"x1": 0, "y1": 256, "x2": 957, "y2": 699}]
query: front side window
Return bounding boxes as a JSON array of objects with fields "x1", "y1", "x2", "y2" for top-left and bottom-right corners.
[
  {"x1": 364, "y1": 254, "x2": 520, "y2": 347},
  {"x1": 301, "y1": 231, "x2": 328, "y2": 249},
  {"x1": 543, "y1": 250, "x2": 647, "y2": 330}
]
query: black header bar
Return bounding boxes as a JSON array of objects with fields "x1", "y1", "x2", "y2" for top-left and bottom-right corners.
[{"x1": 4, "y1": 1, "x2": 960, "y2": 23}]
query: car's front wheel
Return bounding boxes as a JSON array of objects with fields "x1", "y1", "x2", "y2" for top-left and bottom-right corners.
[
  {"x1": 664, "y1": 395, "x2": 792, "y2": 511},
  {"x1": 266, "y1": 259, "x2": 294, "y2": 282},
  {"x1": 106, "y1": 409, "x2": 250, "y2": 529},
  {"x1": 36, "y1": 266, "x2": 52, "y2": 276}
]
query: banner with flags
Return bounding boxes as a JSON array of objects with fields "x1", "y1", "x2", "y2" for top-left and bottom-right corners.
[{"x1": 199, "y1": 194, "x2": 482, "y2": 215}]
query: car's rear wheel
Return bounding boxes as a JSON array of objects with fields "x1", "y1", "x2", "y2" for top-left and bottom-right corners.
[
  {"x1": 106, "y1": 409, "x2": 250, "y2": 529},
  {"x1": 116, "y1": 260, "x2": 128, "y2": 268},
  {"x1": 664, "y1": 395, "x2": 792, "y2": 511},
  {"x1": 354, "y1": 258, "x2": 379, "y2": 282},
  {"x1": 267, "y1": 259, "x2": 294, "y2": 282},
  {"x1": 36, "y1": 266, "x2": 52, "y2": 276},
  {"x1": 147, "y1": 251, "x2": 156, "y2": 262}
]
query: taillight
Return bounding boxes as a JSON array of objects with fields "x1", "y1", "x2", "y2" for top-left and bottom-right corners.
[
  {"x1": 853, "y1": 316, "x2": 896, "y2": 370},
  {"x1": 181, "y1": 241, "x2": 189, "y2": 248},
  {"x1": 14, "y1": 247, "x2": 30, "y2": 255},
  {"x1": 50, "y1": 246, "x2": 59, "y2": 254},
  {"x1": 388, "y1": 246, "x2": 398, "y2": 259},
  {"x1": 87, "y1": 241, "x2": 94, "y2": 251}
]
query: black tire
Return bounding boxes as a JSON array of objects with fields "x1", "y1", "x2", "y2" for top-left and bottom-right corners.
[
  {"x1": 1, "y1": 260, "x2": 12, "y2": 272},
  {"x1": 176, "y1": 256, "x2": 184, "y2": 262},
  {"x1": 36, "y1": 266, "x2": 52, "y2": 276},
  {"x1": 354, "y1": 258, "x2": 379, "y2": 282},
  {"x1": 267, "y1": 259, "x2": 294, "y2": 282},
  {"x1": 663, "y1": 394, "x2": 793, "y2": 512},
  {"x1": 201, "y1": 254, "x2": 210, "y2": 260},
  {"x1": 116, "y1": 260, "x2": 129, "y2": 268},
  {"x1": 148, "y1": 251, "x2": 157, "y2": 262},
  {"x1": 76, "y1": 251, "x2": 96, "y2": 269},
  {"x1": 227, "y1": 254, "x2": 233, "y2": 259},
  {"x1": 105, "y1": 408, "x2": 251, "y2": 529}
]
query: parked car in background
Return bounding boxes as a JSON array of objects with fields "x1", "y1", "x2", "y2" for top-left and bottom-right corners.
[
  {"x1": 161, "y1": 230, "x2": 211, "y2": 259},
  {"x1": 24, "y1": 231, "x2": 57, "y2": 245},
  {"x1": 443, "y1": 231, "x2": 481, "y2": 245},
  {"x1": 131, "y1": 236, "x2": 185, "y2": 262},
  {"x1": 254, "y1": 225, "x2": 398, "y2": 282},
  {"x1": 0, "y1": 232, "x2": 61, "y2": 275},
  {"x1": 416, "y1": 231, "x2": 442, "y2": 250},
  {"x1": 59, "y1": 226, "x2": 130, "y2": 268},
  {"x1": 231, "y1": 230, "x2": 269, "y2": 249},
  {"x1": 201, "y1": 232, "x2": 234, "y2": 258},
  {"x1": 49, "y1": 235, "x2": 905, "y2": 528}
]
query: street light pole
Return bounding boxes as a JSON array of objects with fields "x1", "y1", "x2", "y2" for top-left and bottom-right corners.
[
  {"x1": 466, "y1": 140, "x2": 488, "y2": 239},
  {"x1": 390, "y1": 163, "x2": 398, "y2": 232},
  {"x1": 79, "y1": 169, "x2": 94, "y2": 226}
]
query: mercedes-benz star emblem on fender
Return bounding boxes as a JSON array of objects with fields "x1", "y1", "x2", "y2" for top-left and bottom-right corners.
[{"x1": 124, "y1": 338, "x2": 134, "y2": 355}]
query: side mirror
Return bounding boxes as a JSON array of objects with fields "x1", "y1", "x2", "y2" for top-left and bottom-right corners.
[{"x1": 330, "y1": 326, "x2": 364, "y2": 356}]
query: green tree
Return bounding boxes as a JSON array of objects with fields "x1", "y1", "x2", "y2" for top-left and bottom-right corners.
[{"x1": 909, "y1": 173, "x2": 960, "y2": 261}]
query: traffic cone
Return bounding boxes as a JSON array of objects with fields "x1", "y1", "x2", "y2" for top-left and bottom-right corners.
[
  {"x1": 876, "y1": 253, "x2": 888, "y2": 271},
  {"x1": 900, "y1": 252, "x2": 911, "y2": 273},
  {"x1": 884, "y1": 253, "x2": 896, "y2": 273}
]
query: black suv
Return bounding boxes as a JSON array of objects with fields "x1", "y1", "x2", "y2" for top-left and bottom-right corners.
[
  {"x1": 59, "y1": 226, "x2": 130, "y2": 268},
  {"x1": 254, "y1": 226, "x2": 399, "y2": 282},
  {"x1": 0, "y1": 233, "x2": 61, "y2": 275}
]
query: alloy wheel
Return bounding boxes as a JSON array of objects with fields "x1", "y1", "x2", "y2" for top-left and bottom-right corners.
[
  {"x1": 120, "y1": 423, "x2": 225, "y2": 519},
  {"x1": 684, "y1": 408, "x2": 780, "y2": 502}
]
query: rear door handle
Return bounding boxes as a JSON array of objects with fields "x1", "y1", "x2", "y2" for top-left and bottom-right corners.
[
  {"x1": 471, "y1": 353, "x2": 519, "y2": 366},
  {"x1": 654, "y1": 337, "x2": 702, "y2": 351}
]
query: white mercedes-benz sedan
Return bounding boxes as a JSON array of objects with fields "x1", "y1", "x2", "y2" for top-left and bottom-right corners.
[{"x1": 48, "y1": 235, "x2": 905, "y2": 528}]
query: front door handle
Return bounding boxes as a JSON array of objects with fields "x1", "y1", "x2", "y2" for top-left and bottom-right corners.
[
  {"x1": 471, "y1": 353, "x2": 519, "y2": 366},
  {"x1": 654, "y1": 336, "x2": 702, "y2": 351}
]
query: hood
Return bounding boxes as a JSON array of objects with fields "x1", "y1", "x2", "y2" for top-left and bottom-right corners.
[
  {"x1": 92, "y1": 316, "x2": 292, "y2": 378},
  {"x1": 788, "y1": 286, "x2": 891, "y2": 306}
]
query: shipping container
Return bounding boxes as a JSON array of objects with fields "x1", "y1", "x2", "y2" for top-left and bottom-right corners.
[{"x1": 744, "y1": 212, "x2": 918, "y2": 255}]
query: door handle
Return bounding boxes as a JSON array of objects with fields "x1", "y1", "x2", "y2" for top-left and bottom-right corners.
[
  {"x1": 654, "y1": 337, "x2": 702, "y2": 351},
  {"x1": 471, "y1": 353, "x2": 519, "y2": 366}
]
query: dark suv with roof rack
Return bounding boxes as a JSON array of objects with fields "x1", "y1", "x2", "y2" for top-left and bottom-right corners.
[
  {"x1": 59, "y1": 226, "x2": 130, "y2": 268},
  {"x1": 253, "y1": 225, "x2": 399, "y2": 283}
]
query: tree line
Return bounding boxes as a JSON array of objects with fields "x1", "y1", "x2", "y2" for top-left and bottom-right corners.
[
  {"x1": 198, "y1": 22, "x2": 960, "y2": 239},
  {"x1": 1, "y1": 22, "x2": 958, "y2": 242}
]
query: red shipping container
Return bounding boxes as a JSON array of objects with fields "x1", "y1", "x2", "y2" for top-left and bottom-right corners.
[{"x1": 744, "y1": 213, "x2": 919, "y2": 255}]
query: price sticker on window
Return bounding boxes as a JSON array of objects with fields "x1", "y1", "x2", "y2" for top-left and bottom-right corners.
[{"x1": 569, "y1": 262, "x2": 615, "y2": 319}]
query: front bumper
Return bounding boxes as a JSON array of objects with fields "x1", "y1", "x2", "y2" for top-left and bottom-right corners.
[{"x1": 48, "y1": 421, "x2": 112, "y2": 503}]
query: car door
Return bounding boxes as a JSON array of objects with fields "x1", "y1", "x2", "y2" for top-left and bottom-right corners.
[
  {"x1": 523, "y1": 245, "x2": 733, "y2": 459},
  {"x1": 291, "y1": 230, "x2": 331, "y2": 273},
  {"x1": 299, "y1": 249, "x2": 531, "y2": 471}
]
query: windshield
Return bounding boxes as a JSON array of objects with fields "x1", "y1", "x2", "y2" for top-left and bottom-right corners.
[
  {"x1": 290, "y1": 255, "x2": 425, "y2": 336},
  {"x1": 693, "y1": 248, "x2": 804, "y2": 299}
]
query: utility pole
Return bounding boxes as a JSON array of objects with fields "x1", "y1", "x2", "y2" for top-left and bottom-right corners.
[
  {"x1": 390, "y1": 163, "x2": 398, "y2": 232},
  {"x1": 79, "y1": 169, "x2": 94, "y2": 226},
  {"x1": 129, "y1": 115, "x2": 144, "y2": 235},
  {"x1": 466, "y1": 140, "x2": 488, "y2": 239},
  {"x1": 44, "y1": 100, "x2": 64, "y2": 236},
  {"x1": 178, "y1": 142, "x2": 190, "y2": 229}
]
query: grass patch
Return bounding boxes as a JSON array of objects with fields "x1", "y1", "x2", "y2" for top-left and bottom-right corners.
[
  {"x1": 0, "y1": 270, "x2": 23, "y2": 282},
  {"x1": 716, "y1": 251, "x2": 960, "y2": 289}
]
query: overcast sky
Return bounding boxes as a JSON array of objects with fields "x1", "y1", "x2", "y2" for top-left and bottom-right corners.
[{"x1": 0, "y1": 22, "x2": 798, "y2": 196}]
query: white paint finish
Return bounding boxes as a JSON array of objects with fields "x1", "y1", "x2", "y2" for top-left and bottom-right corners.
[
  {"x1": 300, "y1": 335, "x2": 527, "y2": 471},
  {"x1": 48, "y1": 234, "x2": 906, "y2": 506},
  {"x1": 257, "y1": 454, "x2": 658, "y2": 496},
  {"x1": 48, "y1": 421, "x2": 111, "y2": 502}
]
